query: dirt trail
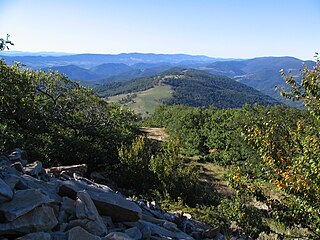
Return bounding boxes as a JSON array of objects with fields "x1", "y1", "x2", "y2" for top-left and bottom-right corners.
[{"x1": 139, "y1": 127, "x2": 168, "y2": 141}]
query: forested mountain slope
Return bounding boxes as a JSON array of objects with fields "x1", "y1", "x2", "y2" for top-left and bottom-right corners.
[{"x1": 97, "y1": 68, "x2": 279, "y2": 109}]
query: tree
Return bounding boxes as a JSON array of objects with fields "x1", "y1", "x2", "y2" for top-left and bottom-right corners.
[
  {"x1": 0, "y1": 60, "x2": 137, "y2": 169},
  {"x1": 236, "y1": 57, "x2": 320, "y2": 237},
  {"x1": 280, "y1": 53, "x2": 320, "y2": 120},
  {"x1": 0, "y1": 34, "x2": 14, "y2": 51}
]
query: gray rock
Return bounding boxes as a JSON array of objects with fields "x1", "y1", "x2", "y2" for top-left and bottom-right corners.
[
  {"x1": 140, "y1": 220, "x2": 194, "y2": 240},
  {"x1": 0, "y1": 206, "x2": 58, "y2": 234},
  {"x1": 24, "y1": 161, "x2": 43, "y2": 176},
  {"x1": 59, "y1": 179, "x2": 142, "y2": 222},
  {"x1": 60, "y1": 196, "x2": 76, "y2": 216},
  {"x1": 190, "y1": 231, "x2": 202, "y2": 240},
  {"x1": 10, "y1": 162, "x2": 25, "y2": 173},
  {"x1": 203, "y1": 226, "x2": 220, "y2": 239},
  {"x1": 2, "y1": 172, "x2": 21, "y2": 190},
  {"x1": 67, "y1": 226, "x2": 101, "y2": 240},
  {"x1": 16, "y1": 232, "x2": 52, "y2": 240},
  {"x1": 0, "y1": 189, "x2": 55, "y2": 221},
  {"x1": 105, "y1": 232, "x2": 133, "y2": 240},
  {"x1": 124, "y1": 221, "x2": 151, "y2": 239},
  {"x1": 0, "y1": 155, "x2": 10, "y2": 164},
  {"x1": 51, "y1": 232, "x2": 67, "y2": 240},
  {"x1": 75, "y1": 190, "x2": 107, "y2": 236},
  {"x1": 141, "y1": 213, "x2": 166, "y2": 225},
  {"x1": 7, "y1": 149, "x2": 28, "y2": 166},
  {"x1": 214, "y1": 233, "x2": 226, "y2": 240},
  {"x1": 17, "y1": 174, "x2": 61, "y2": 202},
  {"x1": 125, "y1": 227, "x2": 142, "y2": 240},
  {"x1": 163, "y1": 220, "x2": 178, "y2": 231},
  {"x1": 101, "y1": 216, "x2": 114, "y2": 228},
  {"x1": 0, "y1": 178, "x2": 13, "y2": 201}
]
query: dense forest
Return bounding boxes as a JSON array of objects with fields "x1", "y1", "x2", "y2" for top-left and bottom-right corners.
[
  {"x1": 96, "y1": 68, "x2": 279, "y2": 109},
  {"x1": 0, "y1": 51, "x2": 319, "y2": 239}
]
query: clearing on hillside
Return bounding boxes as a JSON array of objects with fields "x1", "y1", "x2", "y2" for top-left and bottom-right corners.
[{"x1": 107, "y1": 84, "x2": 172, "y2": 117}]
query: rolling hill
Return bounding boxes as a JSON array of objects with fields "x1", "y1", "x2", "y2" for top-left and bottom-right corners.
[
  {"x1": 1, "y1": 53, "x2": 314, "y2": 106},
  {"x1": 202, "y1": 57, "x2": 315, "y2": 103},
  {"x1": 98, "y1": 68, "x2": 279, "y2": 116}
]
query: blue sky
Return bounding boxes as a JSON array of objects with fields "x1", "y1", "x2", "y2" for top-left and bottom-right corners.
[{"x1": 0, "y1": 0, "x2": 319, "y2": 59}]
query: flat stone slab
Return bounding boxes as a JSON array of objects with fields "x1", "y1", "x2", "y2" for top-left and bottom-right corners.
[
  {"x1": 0, "y1": 206, "x2": 58, "y2": 234},
  {"x1": 16, "y1": 232, "x2": 52, "y2": 240},
  {"x1": 59, "y1": 179, "x2": 142, "y2": 222},
  {"x1": 17, "y1": 174, "x2": 61, "y2": 201},
  {"x1": 0, "y1": 189, "x2": 56, "y2": 221},
  {"x1": 0, "y1": 178, "x2": 13, "y2": 201},
  {"x1": 68, "y1": 226, "x2": 101, "y2": 240}
]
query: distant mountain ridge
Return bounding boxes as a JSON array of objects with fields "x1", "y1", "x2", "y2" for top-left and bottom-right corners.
[
  {"x1": 0, "y1": 52, "x2": 223, "y2": 69},
  {"x1": 202, "y1": 56, "x2": 315, "y2": 103},
  {"x1": 0, "y1": 52, "x2": 315, "y2": 105}
]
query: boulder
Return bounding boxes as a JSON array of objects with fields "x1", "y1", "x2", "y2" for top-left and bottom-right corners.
[
  {"x1": 123, "y1": 221, "x2": 151, "y2": 239},
  {"x1": 0, "y1": 178, "x2": 13, "y2": 201},
  {"x1": 0, "y1": 189, "x2": 56, "y2": 221},
  {"x1": 163, "y1": 220, "x2": 178, "y2": 231},
  {"x1": 10, "y1": 162, "x2": 25, "y2": 173},
  {"x1": 67, "y1": 226, "x2": 101, "y2": 240},
  {"x1": 17, "y1": 174, "x2": 61, "y2": 202},
  {"x1": 124, "y1": 227, "x2": 142, "y2": 240},
  {"x1": 50, "y1": 231, "x2": 67, "y2": 240},
  {"x1": 59, "y1": 180, "x2": 142, "y2": 222},
  {"x1": 105, "y1": 232, "x2": 133, "y2": 240},
  {"x1": 24, "y1": 161, "x2": 43, "y2": 176},
  {"x1": 139, "y1": 220, "x2": 195, "y2": 240},
  {"x1": 1, "y1": 172, "x2": 21, "y2": 190},
  {"x1": 7, "y1": 148, "x2": 28, "y2": 166},
  {"x1": 16, "y1": 232, "x2": 52, "y2": 240},
  {"x1": 75, "y1": 190, "x2": 107, "y2": 236},
  {"x1": 61, "y1": 196, "x2": 76, "y2": 215},
  {"x1": 0, "y1": 206, "x2": 58, "y2": 234},
  {"x1": 203, "y1": 226, "x2": 221, "y2": 239}
]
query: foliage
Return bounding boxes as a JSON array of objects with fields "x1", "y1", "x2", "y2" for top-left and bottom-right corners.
[
  {"x1": 234, "y1": 59, "x2": 320, "y2": 238},
  {"x1": 0, "y1": 34, "x2": 14, "y2": 51},
  {"x1": 0, "y1": 60, "x2": 137, "y2": 169},
  {"x1": 96, "y1": 68, "x2": 279, "y2": 108},
  {"x1": 144, "y1": 104, "x2": 315, "y2": 237},
  {"x1": 115, "y1": 136, "x2": 202, "y2": 205},
  {"x1": 280, "y1": 54, "x2": 320, "y2": 120}
]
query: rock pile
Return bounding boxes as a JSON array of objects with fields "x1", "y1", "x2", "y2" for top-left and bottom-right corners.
[{"x1": 0, "y1": 149, "x2": 225, "y2": 240}]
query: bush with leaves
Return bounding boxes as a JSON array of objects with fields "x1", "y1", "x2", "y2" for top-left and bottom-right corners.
[
  {"x1": 231, "y1": 58, "x2": 320, "y2": 238},
  {"x1": 0, "y1": 60, "x2": 137, "y2": 169},
  {"x1": 115, "y1": 135, "x2": 202, "y2": 205}
]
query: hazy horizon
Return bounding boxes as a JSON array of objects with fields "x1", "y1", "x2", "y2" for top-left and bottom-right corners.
[
  {"x1": 0, "y1": 50, "x2": 315, "y2": 62},
  {"x1": 1, "y1": 0, "x2": 319, "y2": 60}
]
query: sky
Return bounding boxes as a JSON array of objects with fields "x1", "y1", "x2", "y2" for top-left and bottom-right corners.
[{"x1": 0, "y1": 0, "x2": 319, "y2": 60}]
